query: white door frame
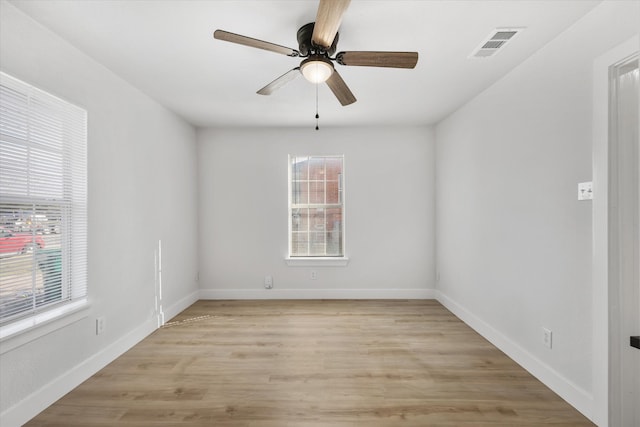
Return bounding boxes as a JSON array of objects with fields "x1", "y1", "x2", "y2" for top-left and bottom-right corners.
[{"x1": 592, "y1": 35, "x2": 639, "y2": 427}]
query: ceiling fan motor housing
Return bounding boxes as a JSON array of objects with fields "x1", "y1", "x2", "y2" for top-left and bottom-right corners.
[{"x1": 297, "y1": 22, "x2": 339, "y2": 56}]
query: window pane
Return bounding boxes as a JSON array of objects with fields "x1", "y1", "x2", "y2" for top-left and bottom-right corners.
[
  {"x1": 291, "y1": 232, "x2": 308, "y2": 256},
  {"x1": 0, "y1": 202, "x2": 64, "y2": 320},
  {"x1": 325, "y1": 158, "x2": 341, "y2": 181},
  {"x1": 291, "y1": 180, "x2": 308, "y2": 204},
  {"x1": 326, "y1": 208, "x2": 342, "y2": 255},
  {"x1": 309, "y1": 181, "x2": 324, "y2": 204},
  {"x1": 309, "y1": 232, "x2": 325, "y2": 255},
  {"x1": 291, "y1": 208, "x2": 308, "y2": 232},
  {"x1": 308, "y1": 157, "x2": 324, "y2": 180},
  {"x1": 326, "y1": 179, "x2": 340, "y2": 203},
  {"x1": 310, "y1": 208, "x2": 325, "y2": 232},
  {"x1": 291, "y1": 157, "x2": 308, "y2": 180}
]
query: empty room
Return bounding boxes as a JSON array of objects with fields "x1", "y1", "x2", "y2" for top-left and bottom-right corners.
[{"x1": 0, "y1": 0, "x2": 638, "y2": 426}]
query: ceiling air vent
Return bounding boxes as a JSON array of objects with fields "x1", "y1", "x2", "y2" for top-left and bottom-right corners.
[{"x1": 469, "y1": 27, "x2": 524, "y2": 58}]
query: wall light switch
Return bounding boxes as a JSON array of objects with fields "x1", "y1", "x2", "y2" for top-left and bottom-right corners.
[{"x1": 578, "y1": 182, "x2": 593, "y2": 201}]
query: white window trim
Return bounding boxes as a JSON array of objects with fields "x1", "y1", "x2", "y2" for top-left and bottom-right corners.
[
  {"x1": 0, "y1": 72, "x2": 88, "y2": 337},
  {"x1": 0, "y1": 298, "x2": 89, "y2": 354},
  {"x1": 287, "y1": 155, "x2": 347, "y2": 260},
  {"x1": 285, "y1": 256, "x2": 349, "y2": 267}
]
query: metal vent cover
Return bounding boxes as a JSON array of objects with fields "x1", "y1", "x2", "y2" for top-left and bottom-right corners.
[
  {"x1": 482, "y1": 40, "x2": 506, "y2": 49},
  {"x1": 470, "y1": 27, "x2": 524, "y2": 59},
  {"x1": 491, "y1": 31, "x2": 518, "y2": 41}
]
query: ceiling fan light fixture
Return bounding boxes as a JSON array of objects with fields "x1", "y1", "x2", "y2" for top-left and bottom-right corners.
[{"x1": 300, "y1": 56, "x2": 334, "y2": 83}]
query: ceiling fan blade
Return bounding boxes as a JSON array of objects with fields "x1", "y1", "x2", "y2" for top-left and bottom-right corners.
[
  {"x1": 326, "y1": 70, "x2": 356, "y2": 106},
  {"x1": 337, "y1": 51, "x2": 418, "y2": 68},
  {"x1": 214, "y1": 30, "x2": 300, "y2": 57},
  {"x1": 312, "y1": 0, "x2": 351, "y2": 49},
  {"x1": 257, "y1": 68, "x2": 301, "y2": 95}
]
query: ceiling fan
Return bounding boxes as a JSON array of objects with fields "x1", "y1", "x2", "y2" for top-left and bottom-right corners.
[{"x1": 213, "y1": 0, "x2": 418, "y2": 106}]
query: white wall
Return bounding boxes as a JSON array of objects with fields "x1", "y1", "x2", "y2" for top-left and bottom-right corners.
[
  {"x1": 198, "y1": 126, "x2": 435, "y2": 299},
  {"x1": 0, "y1": 2, "x2": 199, "y2": 424},
  {"x1": 435, "y1": 1, "x2": 639, "y2": 423}
]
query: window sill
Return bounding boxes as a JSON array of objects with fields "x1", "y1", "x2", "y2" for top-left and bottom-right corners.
[
  {"x1": 0, "y1": 298, "x2": 90, "y2": 355},
  {"x1": 285, "y1": 257, "x2": 350, "y2": 267}
]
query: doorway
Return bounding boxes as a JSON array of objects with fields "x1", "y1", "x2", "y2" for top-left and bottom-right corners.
[
  {"x1": 608, "y1": 52, "x2": 639, "y2": 427},
  {"x1": 593, "y1": 36, "x2": 639, "y2": 427}
]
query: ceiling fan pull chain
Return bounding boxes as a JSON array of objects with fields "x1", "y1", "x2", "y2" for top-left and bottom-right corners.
[{"x1": 315, "y1": 83, "x2": 320, "y2": 130}]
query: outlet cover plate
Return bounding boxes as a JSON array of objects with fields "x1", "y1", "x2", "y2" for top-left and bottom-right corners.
[
  {"x1": 96, "y1": 317, "x2": 105, "y2": 335},
  {"x1": 543, "y1": 328, "x2": 552, "y2": 349},
  {"x1": 264, "y1": 275, "x2": 273, "y2": 289}
]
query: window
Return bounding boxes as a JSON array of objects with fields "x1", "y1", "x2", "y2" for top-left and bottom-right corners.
[
  {"x1": 289, "y1": 155, "x2": 344, "y2": 257},
  {"x1": 0, "y1": 72, "x2": 87, "y2": 327}
]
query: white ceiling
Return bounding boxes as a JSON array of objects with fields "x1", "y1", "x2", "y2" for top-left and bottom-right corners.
[{"x1": 10, "y1": 0, "x2": 600, "y2": 129}]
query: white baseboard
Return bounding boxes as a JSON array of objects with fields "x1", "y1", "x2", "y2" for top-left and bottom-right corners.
[
  {"x1": 1, "y1": 290, "x2": 199, "y2": 427},
  {"x1": 435, "y1": 290, "x2": 594, "y2": 422},
  {"x1": 1, "y1": 317, "x2": 156, "y2": 427},
  {"x1": 199, "y1": 287, "x2": 435, "y2": 300},
  {"x1": 163, "y1": 290, "x2": 200, "y2": 322}
]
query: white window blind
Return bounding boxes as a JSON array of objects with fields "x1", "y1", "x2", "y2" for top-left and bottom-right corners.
[
  {"x1": 0, "y1": 72, "x2": 87, "y2": 324},
  {"x1": 289, "y1": 155, "x2": 344, "y2": 257}
]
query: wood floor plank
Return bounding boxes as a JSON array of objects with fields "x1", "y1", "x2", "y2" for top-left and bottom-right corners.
[{"x1": 24, "y1": 300, "x2": 594, "y2": 426}]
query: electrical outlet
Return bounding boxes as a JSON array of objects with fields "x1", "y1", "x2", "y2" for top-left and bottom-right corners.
[
  {"x1": 96, "y1": 317, "x2": 105, "y2": 335},
  {"x1": 310, "y1": 270, "x2": 317, "y2": 280},
  {"x1": 264, "y1": 275, "x2": 273, "y2": 289},
  {"x1": 543, "y1": 328, "x2": 552, "y2": 349}
]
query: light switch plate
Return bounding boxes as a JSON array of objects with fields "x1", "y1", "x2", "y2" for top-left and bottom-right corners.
[{"x1": 578, "y1": 182, "x2": 593, "y2": 200}]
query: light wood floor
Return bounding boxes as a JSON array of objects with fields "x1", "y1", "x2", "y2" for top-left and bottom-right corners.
[{"x1": 26, "y1": 300, "x2": 594, "y2": 426}]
